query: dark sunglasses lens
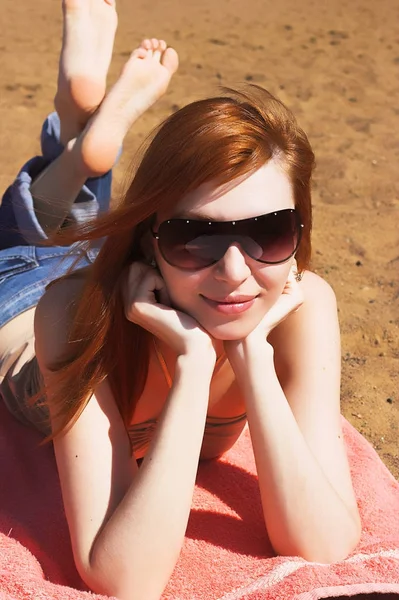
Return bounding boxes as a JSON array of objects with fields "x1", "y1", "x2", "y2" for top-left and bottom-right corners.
[
  {"x1": 158, "y1": 209, "x2": 300, "y2": 268},
  {"x1": 248, "y1": 210, "x2": 299, "y2": 263},
  {"x1": 158, "y1": 221, "x2": 216, "y2": 269}
]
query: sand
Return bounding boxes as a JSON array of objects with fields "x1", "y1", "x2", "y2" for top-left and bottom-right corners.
[{"x1": 0, "y1": 0, "x2": 398, "y2": 477}]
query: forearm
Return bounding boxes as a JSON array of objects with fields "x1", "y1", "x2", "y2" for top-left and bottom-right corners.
[
  {"x1": 86, "y1": 355, "x2": 213, "y2": 600},
  {"x1": 232, "y1": 343, "x2": 359, "y2": 563},
  {"x1": 30, "y1": 138, "x2": 90, "y2": 236}
]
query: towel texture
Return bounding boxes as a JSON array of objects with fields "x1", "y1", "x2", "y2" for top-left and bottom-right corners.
[{"x1": 1, "y1": 399, "x2": 398, "y2": 599}]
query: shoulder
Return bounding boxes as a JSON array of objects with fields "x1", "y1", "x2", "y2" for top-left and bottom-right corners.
[
  {"x1": 34, "y1": 271, "x2": 87, "y2": 370},
  {"x1": 272, "y1": 269, "x2": 338, "y2": 340},
  {"x1": 269, "y1": 270, "x2": 340, "y2": 375},
  {"x1": 298, "y1": 269, "x2": 337, "y2": 307}
]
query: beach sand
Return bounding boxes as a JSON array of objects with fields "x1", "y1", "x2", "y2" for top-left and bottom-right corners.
[{"x1": 0, "y1": 0, "x2": 398, "y2": 477}]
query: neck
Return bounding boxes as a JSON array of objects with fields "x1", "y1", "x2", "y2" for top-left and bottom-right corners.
[{"x1": 154, "y1": 336, "x2": 225, "y2": 366}]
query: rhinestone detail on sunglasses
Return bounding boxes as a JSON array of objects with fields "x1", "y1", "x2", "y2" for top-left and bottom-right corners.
[{"x1": 152, "y1": 208, "x2": 304, "y2": 270}]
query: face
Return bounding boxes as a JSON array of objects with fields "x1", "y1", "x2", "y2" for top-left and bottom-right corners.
[{"x1": 152, "y1": 159, "x2": 296, "y2": 341}]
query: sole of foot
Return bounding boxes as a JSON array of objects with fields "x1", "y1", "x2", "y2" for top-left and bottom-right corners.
[
  {"x1": 54, "y1": 0, "x2": 118, "y2": 145},
  {"x1": 76, "y1": 38, "x2": 179, "y2": 177}
]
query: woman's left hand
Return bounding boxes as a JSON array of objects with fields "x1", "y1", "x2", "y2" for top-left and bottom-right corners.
[
  {"x1": 224, "y1": 264, "x2": 304, "y2": 359},
  {"x1": 254, "y1": 263, "x2": 304, "y2": 340}
]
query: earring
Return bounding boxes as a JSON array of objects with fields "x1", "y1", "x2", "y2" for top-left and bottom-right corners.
[{"x1": 295, "y1": 271, "x2": 303, "y2": 282}]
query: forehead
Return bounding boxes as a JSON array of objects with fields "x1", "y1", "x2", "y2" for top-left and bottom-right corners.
[{"x1": 164, "y1": 159, "x2": 294, "y2": 222}]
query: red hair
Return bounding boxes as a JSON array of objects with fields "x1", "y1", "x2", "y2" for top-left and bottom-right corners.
[{"x1": 41, "y1": 85, "x2": 315, "y2": 439}]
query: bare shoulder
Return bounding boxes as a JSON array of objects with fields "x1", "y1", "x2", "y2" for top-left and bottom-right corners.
[
  {"x1": 269, "y1": 270, "x2": 340, "y2": 373},
  {"x1": 298, "y1": 269, "x2": 337, "y2": 305},
  {"x1": 34, "y1": 269, "x2": 88, "y2": 369},
  {"x1": 273, "y1": 269, "x2": 338, "y2": 337}
]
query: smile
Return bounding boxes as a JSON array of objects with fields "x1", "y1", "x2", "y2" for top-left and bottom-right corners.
[{"x1": 201, "y1": 295, "x2": 258, "y2": 314}]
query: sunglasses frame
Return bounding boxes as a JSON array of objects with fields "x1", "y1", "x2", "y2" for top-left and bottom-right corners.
[{"x1": 151, "y1": 208, "x2": 304, "y2": 269}]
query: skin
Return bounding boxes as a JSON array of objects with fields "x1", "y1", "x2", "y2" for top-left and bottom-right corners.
[
  {"x1": 54, "y1": 0, "x2": 118, "y2": 146},
  {"x1": 152, "y1": 160, "x2": 296, "y2": 345},
  {"x1": 31, "y1": 0, "x2": 178, "y2": 234},
  {"x1": 37, "y1": 166, "x2": 362, "y2": 598},
  {"x1": 32, "y1": 1, "x2": 361, "y2": 598}
]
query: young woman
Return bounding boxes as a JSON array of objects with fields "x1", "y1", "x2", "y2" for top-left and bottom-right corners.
[{"x1": 0, "y1": 1, "x2": 361, "y2": 599}]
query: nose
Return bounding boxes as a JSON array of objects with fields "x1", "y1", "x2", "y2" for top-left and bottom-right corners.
[{"x1": 213, "y1": 243, "x2": 252, "y2": 283}]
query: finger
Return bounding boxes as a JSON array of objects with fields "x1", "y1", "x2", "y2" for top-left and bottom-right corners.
[
  {"x1": 280, "y1": 267, "x2": 297, "y2": 293},
  {"x1": 124, "y1": 262, "x2": 149, "y2": 294},
  {"x1": 123, "y1": 262, "x2": 160, "y2": 314},
  {"x1": 158, "y1": 284, "x2": 171, "y2": 307},
  {"x1": 265, "y1": 278, "x2": 304, "y2": 328},
  {"x1": 133, "y1": 269, "x2": 166, "y2": 305},
  {"x1": 285, "y1": 270, "x2": 304, "y2": 304},
  {"x1": 271, "y1": 293, "x2": 302, "y2": 323}
]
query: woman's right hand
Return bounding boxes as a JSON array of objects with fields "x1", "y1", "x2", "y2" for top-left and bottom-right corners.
[{"x1": 123, "y1": 262, "x2": 216, "y2": 360}]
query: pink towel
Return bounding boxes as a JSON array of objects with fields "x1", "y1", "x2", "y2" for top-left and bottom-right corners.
[{"x1": 1, "y1": 399, "x2": 399, "y2": 599}]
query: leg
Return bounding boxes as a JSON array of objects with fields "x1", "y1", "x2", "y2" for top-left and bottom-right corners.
[
  {"x1": 0, "y1": 0, "x2": 118, "y2": 248},
  {"x1": 30, "y1": 37, "x2": 178, "y2": 231},
  {"x1": 54, "y1": 0, "x2": 118, "y2": 145},
  {"x1": 0, "y1": 113, "x2": 112, "y2": 248},
  {"x1": 1, "y1": 1, "x2": 178, "y2": 245},
  {"x1": 77, "y1": 37, "x2": 179, "y2": 176}
]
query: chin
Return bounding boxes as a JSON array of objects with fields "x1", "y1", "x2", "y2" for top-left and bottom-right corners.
[{"x1": 198, "y1": 316, "x2": 261, "y2": 341}]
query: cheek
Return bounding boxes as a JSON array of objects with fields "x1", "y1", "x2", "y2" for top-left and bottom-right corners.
[
  {"x1": 255, "y1": 262, "x2": 292, "y2": 300},
  {"x1": 159, "y1": 264, "x2": 203, "y2": 311}
]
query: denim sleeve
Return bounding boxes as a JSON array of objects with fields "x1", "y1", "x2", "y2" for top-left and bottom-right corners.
[{"x1": 0, "y1": 112, "x2": 113, "y2": 249}]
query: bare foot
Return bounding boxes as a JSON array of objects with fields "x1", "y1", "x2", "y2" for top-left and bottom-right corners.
[
  {"x1": 54, "y1": 0, "x2": 118, "y2": 145},
  {"x1": 75, "y1": 38, "x2": 179, "y2": 177}
]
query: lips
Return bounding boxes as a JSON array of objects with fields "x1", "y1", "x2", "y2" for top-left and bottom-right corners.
[
  {"x1": 204, "y1": 295, "x2": 258, "y2": 304},
  {"x1": 200, "y1": 294, "x2": 258, "y2": 315}
]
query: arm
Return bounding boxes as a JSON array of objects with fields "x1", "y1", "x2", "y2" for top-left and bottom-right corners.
[
  {"x1": 34, "y1": 281, "x2": 215, "y2": 600},
  {"x1": 226, "y1": 271, "x2": 361, "y2": 563}
]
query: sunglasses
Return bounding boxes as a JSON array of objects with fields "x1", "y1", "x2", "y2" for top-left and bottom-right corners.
[{"x1": 151, "y1": 208, "x2": 303, "y2": 270}]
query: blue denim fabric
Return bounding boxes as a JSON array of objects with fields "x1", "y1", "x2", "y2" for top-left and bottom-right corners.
[
  {"x1": 0, "y1": 244, "x2": 98, "y2": 328},
  {"x1": 0, "y1": 112, "x2": 112, "y2": 249},
  {"x1": 0, "y1": 112, "x2": 111, "y2": 327}
]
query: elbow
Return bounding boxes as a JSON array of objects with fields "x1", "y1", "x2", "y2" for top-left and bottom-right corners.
[
  {"x1": 76, "y1": 554, "x2": 167, "y2": 600},
  {"x1": 304, "y1": 526, "x2": 361, "y2": 564},
  {"x1": 74, "y1": 555, "x2": 126, "y2": 599},
  {"x1": 77, "y1": 564, "x2": 134, "y2": 600},
  {"x1": 274, "y1": 512, "x2": 362, "y2": 565},
  {"x1": 324, "y1": 506, "x2": 363, "y2": 563},
  {"x1": 74, "y1": 560, "x2": 115, "y2": 599}
]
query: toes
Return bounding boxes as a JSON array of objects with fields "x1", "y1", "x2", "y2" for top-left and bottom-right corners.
[
  {"x1": 132, "y1": 47, "x2": 148, "y2": 60},
  {"x1": 152, "y1": 38, "x2": 162, "y2": 61},
  {"x1": 138, "y1": 39, "x2": 178, "y2": 71},
  {"x1": 160, "y1": 47, "x2": 179, "y2": 74},
  {"x1": 141, "y1": 38, "x2": 152, "y2": 51},
  {"x1": 150, "y1": 38, "x2": 160, "y2": 51}
]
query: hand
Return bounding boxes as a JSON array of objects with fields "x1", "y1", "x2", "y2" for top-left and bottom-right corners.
[
  {"x1": 252, "y1": 262, "x2": 304, "y2": 341},
  {"x1": 224, "y1": 264, "x2": 304, "y2": 361},
  {"x1": 123, "y1": 262, "x2": 216, "y2": 360}
]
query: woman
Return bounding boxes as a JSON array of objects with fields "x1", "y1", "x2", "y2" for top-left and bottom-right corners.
[{"x1": 0, "y1": 1, "x2": 361, "y2": 599}]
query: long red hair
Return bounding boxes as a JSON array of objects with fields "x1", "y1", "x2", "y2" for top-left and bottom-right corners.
[{"x1": 41, "y1": 85, "x2": 315, "y2": 439}]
